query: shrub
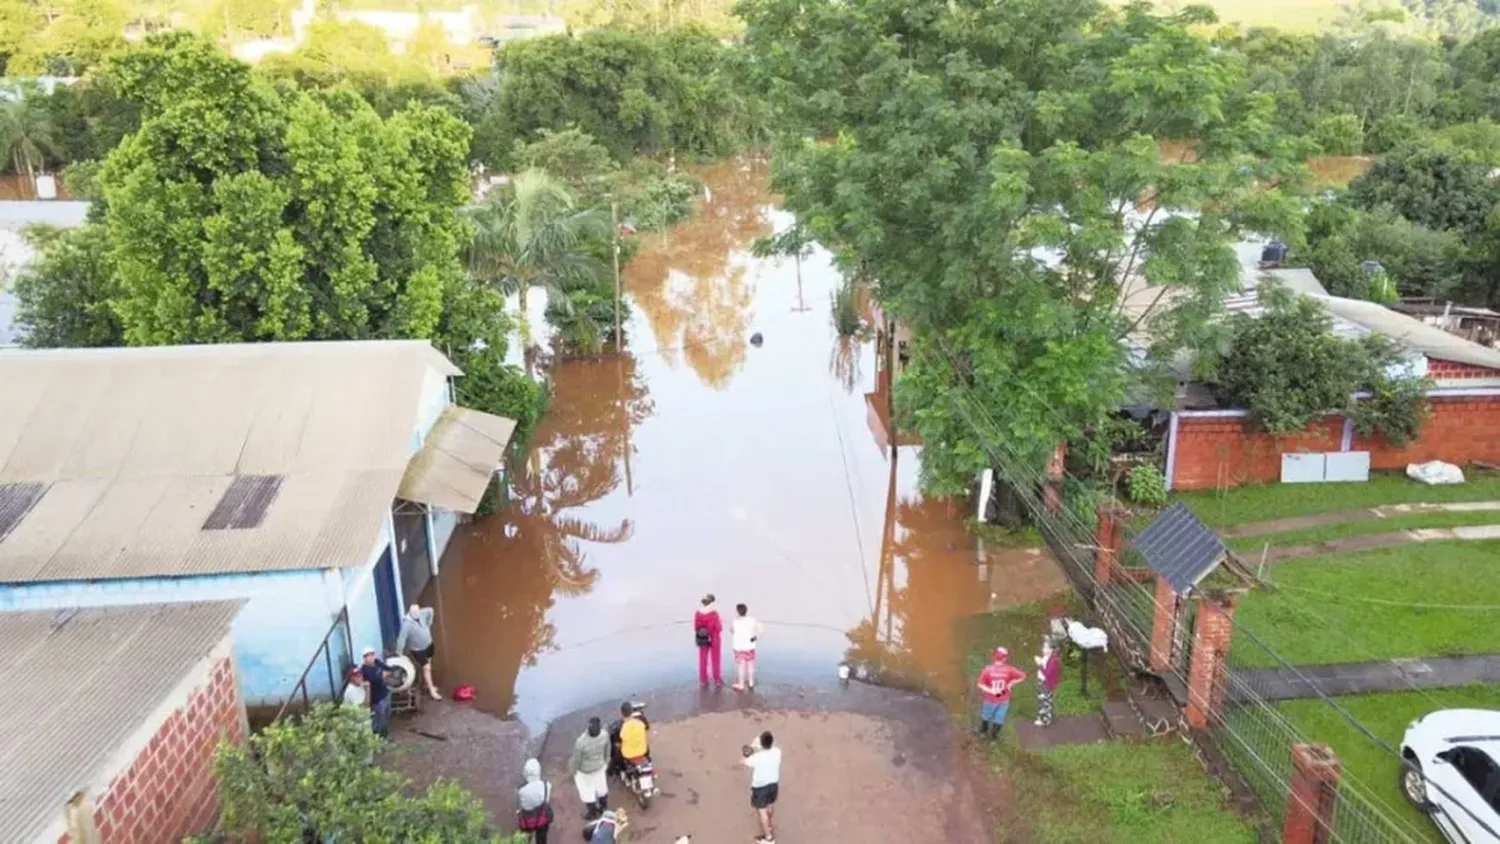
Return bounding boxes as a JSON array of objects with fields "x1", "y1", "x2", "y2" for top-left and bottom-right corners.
[
  {"x1": 1311, "y1": 113, "x2": 1364, "y2": 155},
  {"x1": 1127, "y1": 464, "x2": 1168, "y2": 506}
]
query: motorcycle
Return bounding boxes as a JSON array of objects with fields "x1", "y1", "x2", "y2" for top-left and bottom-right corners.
[{"x1": 610, "y1": 702, "x2": 658, "y2": 810}]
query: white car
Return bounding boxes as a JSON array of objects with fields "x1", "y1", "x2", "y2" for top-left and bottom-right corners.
[{"x1": 1401, "y1": 709, "x2": 1500, "y2": 842}]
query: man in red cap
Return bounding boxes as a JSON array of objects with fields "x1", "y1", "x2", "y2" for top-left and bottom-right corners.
[{"x1": 975, "y1": 647, "x2": 1027, "y2": 738}]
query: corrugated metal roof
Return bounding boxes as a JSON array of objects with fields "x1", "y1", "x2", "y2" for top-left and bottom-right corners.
[
  {"x1": 0, "y1": 201, "x2": 90, "y2": 231},
  {"x1": 1313, "y1": 294, "x2": 1500, "y2": 371},
  {"x1": 0, "y1": 601, "x2": 243, "y2": 844},
  {"x1": 1134, "y1": 503, "x2": 1228, "y2": 594},
  {"x1": 1243, "y1": 268, "x2": 1329, "y2": 297},
  {"x1": 397, "y1": 405, "x2": 516, "y2": 514},
  {"x1": 0, "y1": 341, "x2": 460, "y2": 581}
]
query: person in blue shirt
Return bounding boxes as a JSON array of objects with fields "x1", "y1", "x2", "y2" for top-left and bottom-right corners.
[{"x1": 358, "y1": 647, "x2": 392, "y2": 738}]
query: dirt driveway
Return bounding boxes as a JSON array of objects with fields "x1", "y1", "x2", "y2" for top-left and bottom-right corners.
[{"x1": 536, "y1": 684, "x2": 990, "y2": 843}]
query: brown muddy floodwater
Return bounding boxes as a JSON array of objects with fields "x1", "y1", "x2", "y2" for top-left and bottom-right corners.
[{"x1": 426, "y1": 158, "x2": 1067, "y2": 730}]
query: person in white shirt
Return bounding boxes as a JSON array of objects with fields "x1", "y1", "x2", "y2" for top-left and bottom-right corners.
[
  {"x1": 730, "y1": 603, "x2": 763, "y2": 692},
  {"x1": 741, "y1": 731, "x2": 781, "y2": 844}
]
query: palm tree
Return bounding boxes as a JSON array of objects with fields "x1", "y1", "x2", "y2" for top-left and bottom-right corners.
[
  {"x1": 465, "y1": 168, "x2": 612, "y2": 345},
  {"x1": 0, "y1": 96, "x2": 57, "y2": 187}
]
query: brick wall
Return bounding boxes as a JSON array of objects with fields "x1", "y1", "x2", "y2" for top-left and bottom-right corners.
[
  {"x1": 1171, "y1": 395, "x2": 1500, "y2": 491},
  {"x1": 59, "y1": 654, "x2": 246, "y2": 844},
  {"x1": 1427, "y1": 356, "x2": 1500, "y2": 381}
]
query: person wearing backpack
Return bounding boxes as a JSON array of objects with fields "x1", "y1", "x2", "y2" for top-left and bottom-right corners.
[{"x1": 694, "y1": 593, "x2": 724, "y2": 688}]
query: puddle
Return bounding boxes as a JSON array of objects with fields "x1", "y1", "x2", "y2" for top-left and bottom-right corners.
[{"x1": 426, "y1": 157, "x2": 1064, "y2": 730}]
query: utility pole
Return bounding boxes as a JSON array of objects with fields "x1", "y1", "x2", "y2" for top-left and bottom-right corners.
[{"x1": 612, "y1": 200, "x2": 622, "y2": 353}]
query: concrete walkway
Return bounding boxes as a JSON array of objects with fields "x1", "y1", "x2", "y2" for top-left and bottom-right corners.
[
  {"x1": 1014, "y1": 715, "x2": 1111, "y2": 750},
  {"x1": 1224, "y1": 501, "x2": 1500, "y2": 538},
  {"x1": 1253, "y1": 523, "x2": 1500, "y2": 563},
  {"x1": 1228, "y1": 655, "x2": 1500, "y2": 702}
]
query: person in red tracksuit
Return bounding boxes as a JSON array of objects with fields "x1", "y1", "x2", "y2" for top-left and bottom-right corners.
[{"x1": 695, "y1": 593, "x2": 724, "y2": 687}]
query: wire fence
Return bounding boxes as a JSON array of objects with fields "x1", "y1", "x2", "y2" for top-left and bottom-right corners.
[{"x1": 938, "y1": 381, "x2": 1442, "y2": 844}]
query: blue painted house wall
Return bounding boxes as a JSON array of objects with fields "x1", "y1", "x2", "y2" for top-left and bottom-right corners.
[{"x1": 0, "y1": 361, "x2": 473, "y2": 710}]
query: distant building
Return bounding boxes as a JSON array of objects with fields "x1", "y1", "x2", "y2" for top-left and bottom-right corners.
[
  {"x1": 0, "y1": 340, "x2": 516, "y2": 713},
  {"x1": 1, "y1": 601, "x2": 246, "y2": 844}
]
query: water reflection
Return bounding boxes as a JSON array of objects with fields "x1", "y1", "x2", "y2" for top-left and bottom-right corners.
[
  {"x1": 628, "y1": 159, "x2": 772, "y2": 390},
  {"x1": 430, "y1": 158, "x2": 1057, "y2": 730}
]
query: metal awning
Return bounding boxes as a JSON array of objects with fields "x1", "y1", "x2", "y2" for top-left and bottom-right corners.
[{"x1": 397, "y1": 405, "x2": 517, "y2": 514}]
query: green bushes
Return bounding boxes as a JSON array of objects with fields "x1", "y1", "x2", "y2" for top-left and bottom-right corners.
[{"x1": 1127, "y1": 464, "x2": 1168, "y2": 507}]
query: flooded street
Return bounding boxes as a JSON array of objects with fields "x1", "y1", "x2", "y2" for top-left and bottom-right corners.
[{"x1": 426, "y1": 159, "x2": 1066, "y2": 729}]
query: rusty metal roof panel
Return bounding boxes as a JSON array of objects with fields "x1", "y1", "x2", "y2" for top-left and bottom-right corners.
[
  {"x1": 0, "y1": 341, "x2": 458, "y2": 581},
  {"x1": 0, "y1": 601, "x2": 243, "y2": 844}
]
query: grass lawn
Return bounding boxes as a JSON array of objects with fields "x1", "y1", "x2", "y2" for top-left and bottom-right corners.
[
  {"x1": 985, "y1": 738, "x2": 1262, "y2": 843},
  {"x1": 1277, "y1": 687, "x2": 1500, "y2": 843},
  {"x1": 1224, "y1": 510, "x2": 1500, "y2": 554},
  {"x1": 957, "y1": 596, "x2": 1129, "y2": 724},
  {"x1": 1233, "y1": 541, "x2": 1500, "y2": 666},
  {"x1": 1175, "y1": 472, "x2": 1500, "y2": 528}
]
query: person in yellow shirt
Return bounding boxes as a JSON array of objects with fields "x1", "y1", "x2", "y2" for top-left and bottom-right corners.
[{"x1": 618, "y1": 702, "x2": 650, "y2": 762}]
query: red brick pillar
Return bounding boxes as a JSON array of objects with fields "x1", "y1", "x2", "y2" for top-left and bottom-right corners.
[
  {"x1": 1094, "y1": 504, "x2": 1123, "y2": 586},
  {"x1": 1043, "y1": 442, "x2": 1066, "y2": 514},
  {"x1": 1149, "y1": 577, "x2": 1180, "y2": 674},
  {"x1": 1185, "y1": 592, "x2": 1238, "y2": 729},
  {"x1": 1283, "y1": 744, "x2": 1342, "y2": 844}
]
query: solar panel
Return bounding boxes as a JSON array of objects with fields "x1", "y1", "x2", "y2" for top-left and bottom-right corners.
[
  {"x1": 0, "y1": 482, "x2": 47, "y2": 545},
  {"x1": 1134, "y1": 502, "x2": 1227, "y2": 594},
  {"x1": 202, "y1": 475, "x2": 284, "y2": 531}
]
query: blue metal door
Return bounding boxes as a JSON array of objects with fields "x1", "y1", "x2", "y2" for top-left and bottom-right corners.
[{"x1": 374, "y1": 546, "x2": 400, "y2": 650}]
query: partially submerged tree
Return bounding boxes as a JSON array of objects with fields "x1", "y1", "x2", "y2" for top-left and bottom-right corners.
[
  {"x1": 466, "y1": 168, "x2": 614, "y2": 348},
  {"x1": 741, "y1": 0, "x2": 1303, "y2": 494}
]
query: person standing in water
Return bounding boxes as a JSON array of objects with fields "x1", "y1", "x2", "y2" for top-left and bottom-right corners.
[
  {"x1": 730, "y1": 603, "x2": 763, "y2": 692},
  {"x1": 694, "y1": 593, "x2": 724, "y2": 687}
]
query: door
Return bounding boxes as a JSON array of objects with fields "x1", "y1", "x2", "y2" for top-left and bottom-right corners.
[
  {"x1": 373, "y1": 547, "x2": 401, "y2": 650},
  {"x1": 394, "y1": 512, "x2": 433, "y2": 609}
]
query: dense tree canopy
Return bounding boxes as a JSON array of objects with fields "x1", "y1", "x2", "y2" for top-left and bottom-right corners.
[
  {"x1": 742, "y1": 0, "x2": 1301, "y2": 494},
  {"x1": 87, "y1": 31, "x2": 470, "y2": 345},
  {"x1": 1213, "y1": 292, "x2": 1429, "y2": 445},
  {"x1": 471, "y1": 26, "x2": 764, "y2": 167}
]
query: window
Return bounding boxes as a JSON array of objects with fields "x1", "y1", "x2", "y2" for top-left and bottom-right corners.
[
  {"x1": 1440, "y1": 747, "x2": 1500, "y2": 813},
  {"x1": 202, "y1": 475, "x2": 283, "y2": 531}
]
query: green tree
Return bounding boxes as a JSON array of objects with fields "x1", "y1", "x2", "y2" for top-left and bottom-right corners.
[
  {"x1": 1301, "y1": 203, "x2": 1462, "y2": 299},
  {"x1": 466, "y1": 169, "x2": 613, "y2": 345},
  {"x1": 0, "y1": 93, "x2": 56, "y2": 181},
  {"x1": 476, "y1": 27, "x2": 762, "y2": 167},
  {"x1": 5, "y1": 0, "x2": 128, "y2": 75},
  {"x1": 1213, "y1": 292, "x2": 1429, "y2": 445},
  {"x1": 12, "y1": 223, "x2": 122, "y2": 347},
  {"x1": 741, "y1": 0, "x2": 1301, "y2": 494},
  {"x1": 208, "y1": 703, "x2": 513, "y2": 844},
  {"x1": 1348, "y1": 139, "x2": 1500, "y2": 233},
  {"x1": 88, "y1": 32, "x2": 469, "y2": 345}
]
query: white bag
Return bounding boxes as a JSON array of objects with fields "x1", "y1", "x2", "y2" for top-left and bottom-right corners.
[{"x1": 1406, "y1": 461, "x2": 1465, "y2": 486}]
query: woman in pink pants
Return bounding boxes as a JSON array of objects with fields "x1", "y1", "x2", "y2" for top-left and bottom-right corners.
[{"x1": 694, "y1": 594, "x2": 724, "y2": 687}]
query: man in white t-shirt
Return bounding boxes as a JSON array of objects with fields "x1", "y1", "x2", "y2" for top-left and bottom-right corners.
[
  {"x1": 741, "y1": 731, "x2": 781, "y2": 844},
  {"x1": 730, "y1": 603, "x2": 763, "y2": 692}
]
